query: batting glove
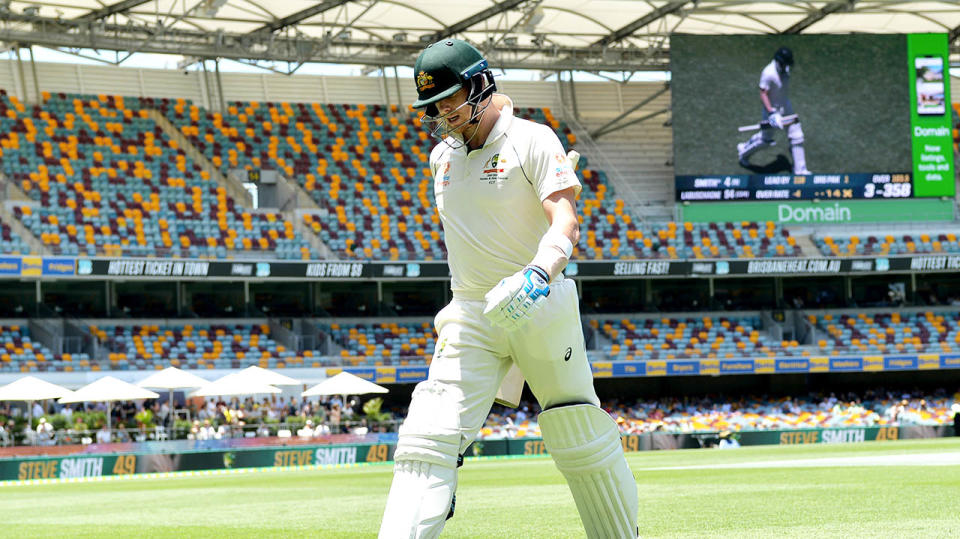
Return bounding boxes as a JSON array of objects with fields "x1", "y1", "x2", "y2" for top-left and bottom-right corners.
[
  {"x1": 482, "y1": 266, "x2": 551, "y2": 331},
  {"x1": 767, "y1": 111, "x2": 784, "y2": 129}
]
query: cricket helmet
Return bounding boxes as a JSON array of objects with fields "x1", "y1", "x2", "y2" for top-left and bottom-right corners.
[
  {"x1": 412, "y1": 39, "x2": 496, "y2": 118},
  {"x1": 774, "y1": 47, "x2": 794, "y2": 71}
]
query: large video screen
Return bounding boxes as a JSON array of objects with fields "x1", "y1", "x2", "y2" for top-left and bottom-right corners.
[{"x1": 672, "y1": 33, "x2": 954, "y2": 202}]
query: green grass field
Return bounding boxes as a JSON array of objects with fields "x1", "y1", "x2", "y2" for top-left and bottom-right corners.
[{"x1": 6, "y1": 439, "x2": 960, "y2": 538}]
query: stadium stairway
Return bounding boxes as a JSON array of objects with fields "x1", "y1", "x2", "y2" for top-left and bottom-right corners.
[
  {"x1": 145, "y1": 109, "x2": 253, "y2": 208},
  {"x1": 564, "y1": 98, "x2": 675, "y2": 221},
  {"x1": 789, "y1": 232, "x2": 819, "y2": 258},
  {"x1": 0, "y1": 172, "x2": 46, "y2": 254},
  {"x1": 150, "y1": 107, "x2": 337, "y2": 258}
]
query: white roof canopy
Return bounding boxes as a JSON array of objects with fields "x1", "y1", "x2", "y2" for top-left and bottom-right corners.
[{"x1": 1, "y1": 1, "x2": 959, "y2": 72}]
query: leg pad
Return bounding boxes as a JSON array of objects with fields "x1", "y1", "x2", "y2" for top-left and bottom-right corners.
[{"x1": 539, "y1": 404, "x2": 638, "y2": 539}]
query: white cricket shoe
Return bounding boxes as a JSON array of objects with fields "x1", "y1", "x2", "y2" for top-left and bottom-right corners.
[{"x1": 794, "y1": 168, "x2": 811, "y2": 175}]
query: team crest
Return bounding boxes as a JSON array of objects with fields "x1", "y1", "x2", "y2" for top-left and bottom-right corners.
[
  {"x1": 417, "y1": 71, "x2": 435, "y2": 91},
  {"x1": 480, "y1": 153, "x2": 507, "y2": 184}
]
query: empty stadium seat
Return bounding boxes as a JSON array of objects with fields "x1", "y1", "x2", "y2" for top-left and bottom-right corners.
[
  {"x1": 0, "y1": 325, "x2": 90, "y2": 373},
  {"x1": 2, "y1": 92, "x2": 313, "y2": 259},
  {"x1": 594, "y1": 315, "x2": 796, "y2": 361}
]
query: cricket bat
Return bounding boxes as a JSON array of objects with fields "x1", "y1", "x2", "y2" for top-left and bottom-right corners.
[
  {"x1": 494, "y1": 363, "x2": 524, "y2": 408},
  {"x1": 737, "y1": 114, "x2": 798, "y2": 132}
]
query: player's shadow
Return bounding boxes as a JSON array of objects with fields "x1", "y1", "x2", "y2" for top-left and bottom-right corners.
[{"x1": 740, "y1": 154, "x2": 792, "y2": 174}]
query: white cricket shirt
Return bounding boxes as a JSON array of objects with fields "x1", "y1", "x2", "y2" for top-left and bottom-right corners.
[
  {"x1": 759, "y1": 60, "x2": 789, "y2": 109},
  {"x1": 430, "y1": 104, "x2": 581, "y2": 300}
]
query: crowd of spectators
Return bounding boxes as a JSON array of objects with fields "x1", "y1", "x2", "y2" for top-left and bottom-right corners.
[
  {"x1": 478, "y1": 387, "x2": 960, "y2": 439},
  {"x1": 183, "y1": 394, "x2": 385, "y2": 440},
  {"x1": 0, "y1": 392, "x2": 391, "y2": 445},
  {"x1": 5, "y1": 387, "x2": 960, "y2": 446}
]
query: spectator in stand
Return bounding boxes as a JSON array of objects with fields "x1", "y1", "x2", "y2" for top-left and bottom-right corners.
[
  {"x1": 329, "y1": 402, "x2": 341, "y2": 434},
  {"x1": 96, "y1": 424, "x2": 111, "y2": 444},
  {"x1": 159, "y1": 400, "x2": 171, "y2": 427},
  {"x1": 298, "y1": 420, "x2": 315, "y2": 438},
  {"x1": 313, "y1": 421, "x2": 331, "y2": 437},
  {"x1": 288, "y1": 398, "x2": 299, "y2": 417},
  {"x1": 197, "y1": 419, "x2": 215, "y2": 440},
  {"x1": 36, "y1": 417, "x2": 54, "y2": 445}
]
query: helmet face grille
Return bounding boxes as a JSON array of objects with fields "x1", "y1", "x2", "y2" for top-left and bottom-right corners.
[
  {"x1": 413, "y1": 39, "x2": 498, "y2": 148},
  {"x1": 419, "y1": 70, "x2": 497, "y2": 148}
]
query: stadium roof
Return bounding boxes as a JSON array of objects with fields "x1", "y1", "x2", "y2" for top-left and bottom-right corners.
[{"x1": 1, "y1": 1, "x2": 960, "y2": 72}]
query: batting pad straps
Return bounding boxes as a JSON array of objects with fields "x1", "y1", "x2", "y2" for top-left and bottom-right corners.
[
  {"x1": 394, "y1": 380, "x2": 463, "y2": 468},
  {"x1": 539, "y1": 404, "x2": 638, "y2": 539},
  {"x1": 529, "y1": 227, "x2": 574, "y2": 281}
]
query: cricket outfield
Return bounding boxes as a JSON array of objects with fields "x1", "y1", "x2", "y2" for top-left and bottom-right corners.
[{"x1": 4, "y1": 438, "x2": 960, "y2": 538}]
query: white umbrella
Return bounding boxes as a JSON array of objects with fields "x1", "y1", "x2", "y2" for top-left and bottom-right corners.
[
  {"x1": 137, "y1": 367, "x2": 210, "y2": 435},
  {"x1": 302, "y1": 372, "x2": 388, "y2": 426},
  {"x1": 190, "y1": 373, "x2": 282, "y2": 397},
  {"x1": 137, "y1": 367, "x2": 209, "y2": 390},
  {"x1": 234, "y1": 365, "x2": 300, "y2": 386},
  {"x1": 302, "y1": 371, "x2": 389, "y2": 397},
  {"x1": 59, "y1": 376, "x2": 160, "y2": 432},
  {"x1": 0, "y1": 376, "x2": 71, "y2": 443}
]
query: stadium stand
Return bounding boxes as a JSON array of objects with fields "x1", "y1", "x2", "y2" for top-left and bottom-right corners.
[
  {"x1": 9, "y1": 307, "x2": 960, "y2": 372},
  {"x1": 0, "y1": 325, "x2": 90, "y2": 373},
  {"x1": 89, "y1": 322, "x2": 309, "y2": 371},
  {"x1": 1, "y1": 91, "x2": 313, "y2": 259},
  {"x1": 320, "y1": 321, "x2": 435, "y2": 367},
  {"x1": 0, "y1": 215, "x2": 31, "y2": 254},
  {"x1": 592, "y1": 315, "x2": 799, "y2": 360},
  {"x1": 155, "y1": 97, "x2": 802, "y2": 260},
  {"x1": 815, "y1": 230, "x2": 960, "y2": 256},
  {"x1": 481, "y1": 390, "x2": 959, "y2": 438},
  {"x1": 808, "y1": 311, "x2": 960, "y2": 355}
]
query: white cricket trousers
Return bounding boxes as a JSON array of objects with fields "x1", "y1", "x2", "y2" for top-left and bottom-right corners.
[{"x1": 418, "y1": 277, "x2": 599, "y2": 455}]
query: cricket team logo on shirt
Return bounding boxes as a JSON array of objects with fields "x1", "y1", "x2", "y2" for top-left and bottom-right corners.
[{"x1": 481, "y1": 153, "x2": 507, "y2": 184}]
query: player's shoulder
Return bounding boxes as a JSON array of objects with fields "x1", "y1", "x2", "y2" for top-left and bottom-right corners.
[
  {"x1": 429, "y1": 141, "x2": 452, "y2": 164},
  {"x1": 760, "y1": 61, "x2": 778, "y2": 78}
]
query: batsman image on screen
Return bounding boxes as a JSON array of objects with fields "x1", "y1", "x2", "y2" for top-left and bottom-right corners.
[
  {"x1": 736, "y1": 46, "x2": 810, "y2": 175},
  {"x1": 672, "y1": 34, "x2": 912, "y2": 189}
]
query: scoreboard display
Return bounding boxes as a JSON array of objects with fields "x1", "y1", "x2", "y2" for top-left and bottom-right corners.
[
  {"x1": 672, "y1": 33, "x2": 954, "y2": 203},
  {"x1": 676, "y1": 173, "x2": 914, "y2": 201}
]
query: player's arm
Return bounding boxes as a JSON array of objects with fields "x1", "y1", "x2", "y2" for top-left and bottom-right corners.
[
  {"x1": 533, "y1": 186, "x2": 579, "y2": 281},
  {"x1": 759, "y1": 88, "x2": 775, "y2": 113},
  {"x1": 760, "y1": 88, "x2": 785, "y2": 129},
  {"x1": 482, "y1": 150, "x2": 580, "y2": 331}
]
